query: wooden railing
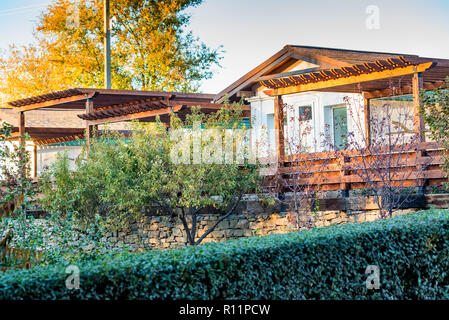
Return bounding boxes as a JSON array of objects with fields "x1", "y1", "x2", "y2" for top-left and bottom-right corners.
[
  {"x1": 265, "y1": 142, "x2": 447, "y2": 192},
  {"x1": 0, "y1": 230, "x2": 44, "y2": 272},
  {"x1": 0, "y1": 194, "x2": 24, "y2": 218},
  {"x1": 1, "y1": 192, "x2": 44, "y2": 272}
]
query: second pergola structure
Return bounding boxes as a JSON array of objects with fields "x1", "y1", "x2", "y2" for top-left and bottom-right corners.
[
  {"x1": 8, "y1": 88, "x2": 250, "y2": 145},
  {"x1": 7, "y1": 88, "x2": 249, "y2": 178}
]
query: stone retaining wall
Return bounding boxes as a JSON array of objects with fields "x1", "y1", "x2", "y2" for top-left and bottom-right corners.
[{"x1": 109, "y1": 194, "x2": 449, "y2": 250}]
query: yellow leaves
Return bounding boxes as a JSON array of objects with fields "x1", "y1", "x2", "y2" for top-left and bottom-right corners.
[{"x1": 1, "y1": 0, "x2": 221, "y2": 100}]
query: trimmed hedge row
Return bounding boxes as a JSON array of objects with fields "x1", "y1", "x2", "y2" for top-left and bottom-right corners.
[{"x1": 1, "y1": 209, "x2": 449, "y2": 299}]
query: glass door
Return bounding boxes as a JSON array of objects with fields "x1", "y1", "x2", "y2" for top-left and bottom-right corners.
[{"x1": 333, "y1": 106, "x2": 348, "y2": 150}]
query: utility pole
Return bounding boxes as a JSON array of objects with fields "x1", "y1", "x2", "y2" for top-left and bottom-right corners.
[{"x1": 104, "y1": 0, "x2": 111, "y2": 89}]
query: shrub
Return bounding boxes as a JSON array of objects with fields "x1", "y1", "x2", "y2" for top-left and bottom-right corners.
[
  {"x1": 40, "y1": 106, "x2": 261, "y2": 245},
  {"x1": 426, "y1": 185, "x2": 449, "y2": 194},
  {"x1": 1, "y1": 209, "x2": 449, "y2": 300}
]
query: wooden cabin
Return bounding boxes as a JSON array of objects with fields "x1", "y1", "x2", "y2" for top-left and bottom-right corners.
[{"x1": 214, "y1": 45, "x2": 449, "y2": 192}]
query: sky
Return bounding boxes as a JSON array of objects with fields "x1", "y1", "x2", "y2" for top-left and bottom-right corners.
[{"x1": 0, "y1": 0, "x2": 449, "y2": 94}]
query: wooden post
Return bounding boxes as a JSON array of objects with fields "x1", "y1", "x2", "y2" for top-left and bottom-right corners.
[
  {"x1": 104, "y1": 0, "x2": 111, "y2": 89},
  {"x1": 412, "y1": 70, "x2": 425, "y2": 142},
  {"x1": 340, "y1": 155, "x2": 350, "y2": 197},
  {"x1": 412, "y1": 70, "x2": 426, "y2": 192},
  {"x1": 18, "y1": 111, "x2": 25, "y2": 147},
  {"x1": 18, "y1": 111, "x2": 26, "y2": 182},
  {"x1": 274, "y1": 94, "x2": 285, "y2": 162},
  {"x1": 86, "y1": 97, "x2": 94, "y2": 145},
  {"x1": 363, "y1": 95, "x2": 371, "y2": 146},
  {"x1": 33, "y1": 145, "x2": 37, "y2": 178}
]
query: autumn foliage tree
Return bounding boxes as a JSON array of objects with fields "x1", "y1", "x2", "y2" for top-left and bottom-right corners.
[
  {"x1": 0, "y1": 122, "x2": 34, "y2": 218},
  {"x1": 0, "y1": 0, "x2": 222, "y2": 101}
]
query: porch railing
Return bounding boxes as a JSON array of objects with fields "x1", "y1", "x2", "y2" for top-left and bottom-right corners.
[{"x1": 266, "y1": 142, "x2": 447, "y2": 192}]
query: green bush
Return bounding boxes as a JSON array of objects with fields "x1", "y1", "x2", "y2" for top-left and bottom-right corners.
[
  {"x1": 40, "y1": 106, "x2": 260, "y2": 245},
  {"x1": 1, "y1": 209, "x2": 449, "y2": 300}
]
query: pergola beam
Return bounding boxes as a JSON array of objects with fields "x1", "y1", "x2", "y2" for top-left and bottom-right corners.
[
  {"x1": 273, "y1": 62, "x2": 435, "y2": 96},
  {"x1": 18, "y1": 94, "x2": 92, "y2": 112},
  {"x1": 80, "y1": 101, "x2": 250, "y2": 124},
  {"x1": 33, "y1": 134, "x2": 85, "y2": 146},
  {"x1": 364, "y1": 80, "x2": 445, "y2": 99},
  {"x1": 87, "y1": 105, "x2": 184, "y2": 125}
]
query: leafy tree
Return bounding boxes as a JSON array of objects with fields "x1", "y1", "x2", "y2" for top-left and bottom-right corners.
[
  {"x1": 421, "y1": 77, "x2": 449, "y2": 179},
  {"x1": 40, "y1": 106, "x2": 261, "y2": 246},
  {"x1": 1, "y1": 122, "x2": 43, "y2": 269},
  {"x1": 0, "y1": 0, "x2": 222, "y2": 101},
  {"x1": 0, "y1": 122, "x2": 34, "y2": 218}
]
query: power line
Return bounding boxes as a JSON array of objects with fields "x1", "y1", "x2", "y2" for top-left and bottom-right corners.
[
  {"x1": 0, "y1": 2, "x2": 52, "y2": 17},
  {"x1": 0, "y1": 2, "x2": 50, "y2": 14}
]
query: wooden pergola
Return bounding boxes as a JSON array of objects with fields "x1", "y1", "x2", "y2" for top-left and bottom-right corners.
[
  {"x1": 5, "y1": 88, "x2": 249, "y2": 179},
  {"x1": 256, "y1": 56, "x2": 449, "y2": 160},
  {"x1": 257, "y1": 55, "x2": 449, "y2": 192},
  {"x1": 7, "y1": 88, "x2": 249, "y2": 146}
]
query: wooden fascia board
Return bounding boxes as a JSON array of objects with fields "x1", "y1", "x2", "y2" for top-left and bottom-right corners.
[
  {"x1": 287, "y1": 47, "x2": 352, "y2": 68},
  {"x1": 274, "y1": 62, "x2": 435, "y2": 96},
  {"x1": 87, "y1": 105, "x2": 183, "y2": 125},
  {"x1": 287, "y1": 53, "x2": 334, "y2": 69},
  {"x1": 215, "y1": 49, "x2": 293, "y2": 103},
  {"x1": 17, "y1": 93, "x2": 95, "y2": 112}
]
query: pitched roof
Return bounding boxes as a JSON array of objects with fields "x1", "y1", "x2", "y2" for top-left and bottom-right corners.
[{"x1": 214, "y1": 45, "x2": 449, "y2": 102}]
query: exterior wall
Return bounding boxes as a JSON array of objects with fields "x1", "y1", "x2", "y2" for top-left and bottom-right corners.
[
  {"x1": 248, "y1": 91, "x2": 365, "y2": 154},
  {"x1": 248, "y1": 96, "x2": 276, "y2": 156},
  {"x1": 36, "y1": 145, "x2": 83, "y2": 175},
  {"x1": 369, "y1": 95, "x2": 415, "y2": 143},
  {"x1": 0, "y1": 140, "x2": 36, "y2": 179},
  {"x1": 0, "y1": 141, "x2": 82, "y2": 179}
]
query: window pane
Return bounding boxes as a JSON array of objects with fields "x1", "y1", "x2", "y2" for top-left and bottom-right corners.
[{"x1": 298, "y1": 106, "x2": 312, "y2": 121}]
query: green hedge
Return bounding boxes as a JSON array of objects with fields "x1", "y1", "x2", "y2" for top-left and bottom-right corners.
[{"x1": 2, "y1": 209, "x2": 449, "y2": 300}]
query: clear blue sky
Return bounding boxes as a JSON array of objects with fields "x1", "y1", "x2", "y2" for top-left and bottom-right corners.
[{"x1": 1, "y1": 0, "x2": 449, "y2": 94}]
